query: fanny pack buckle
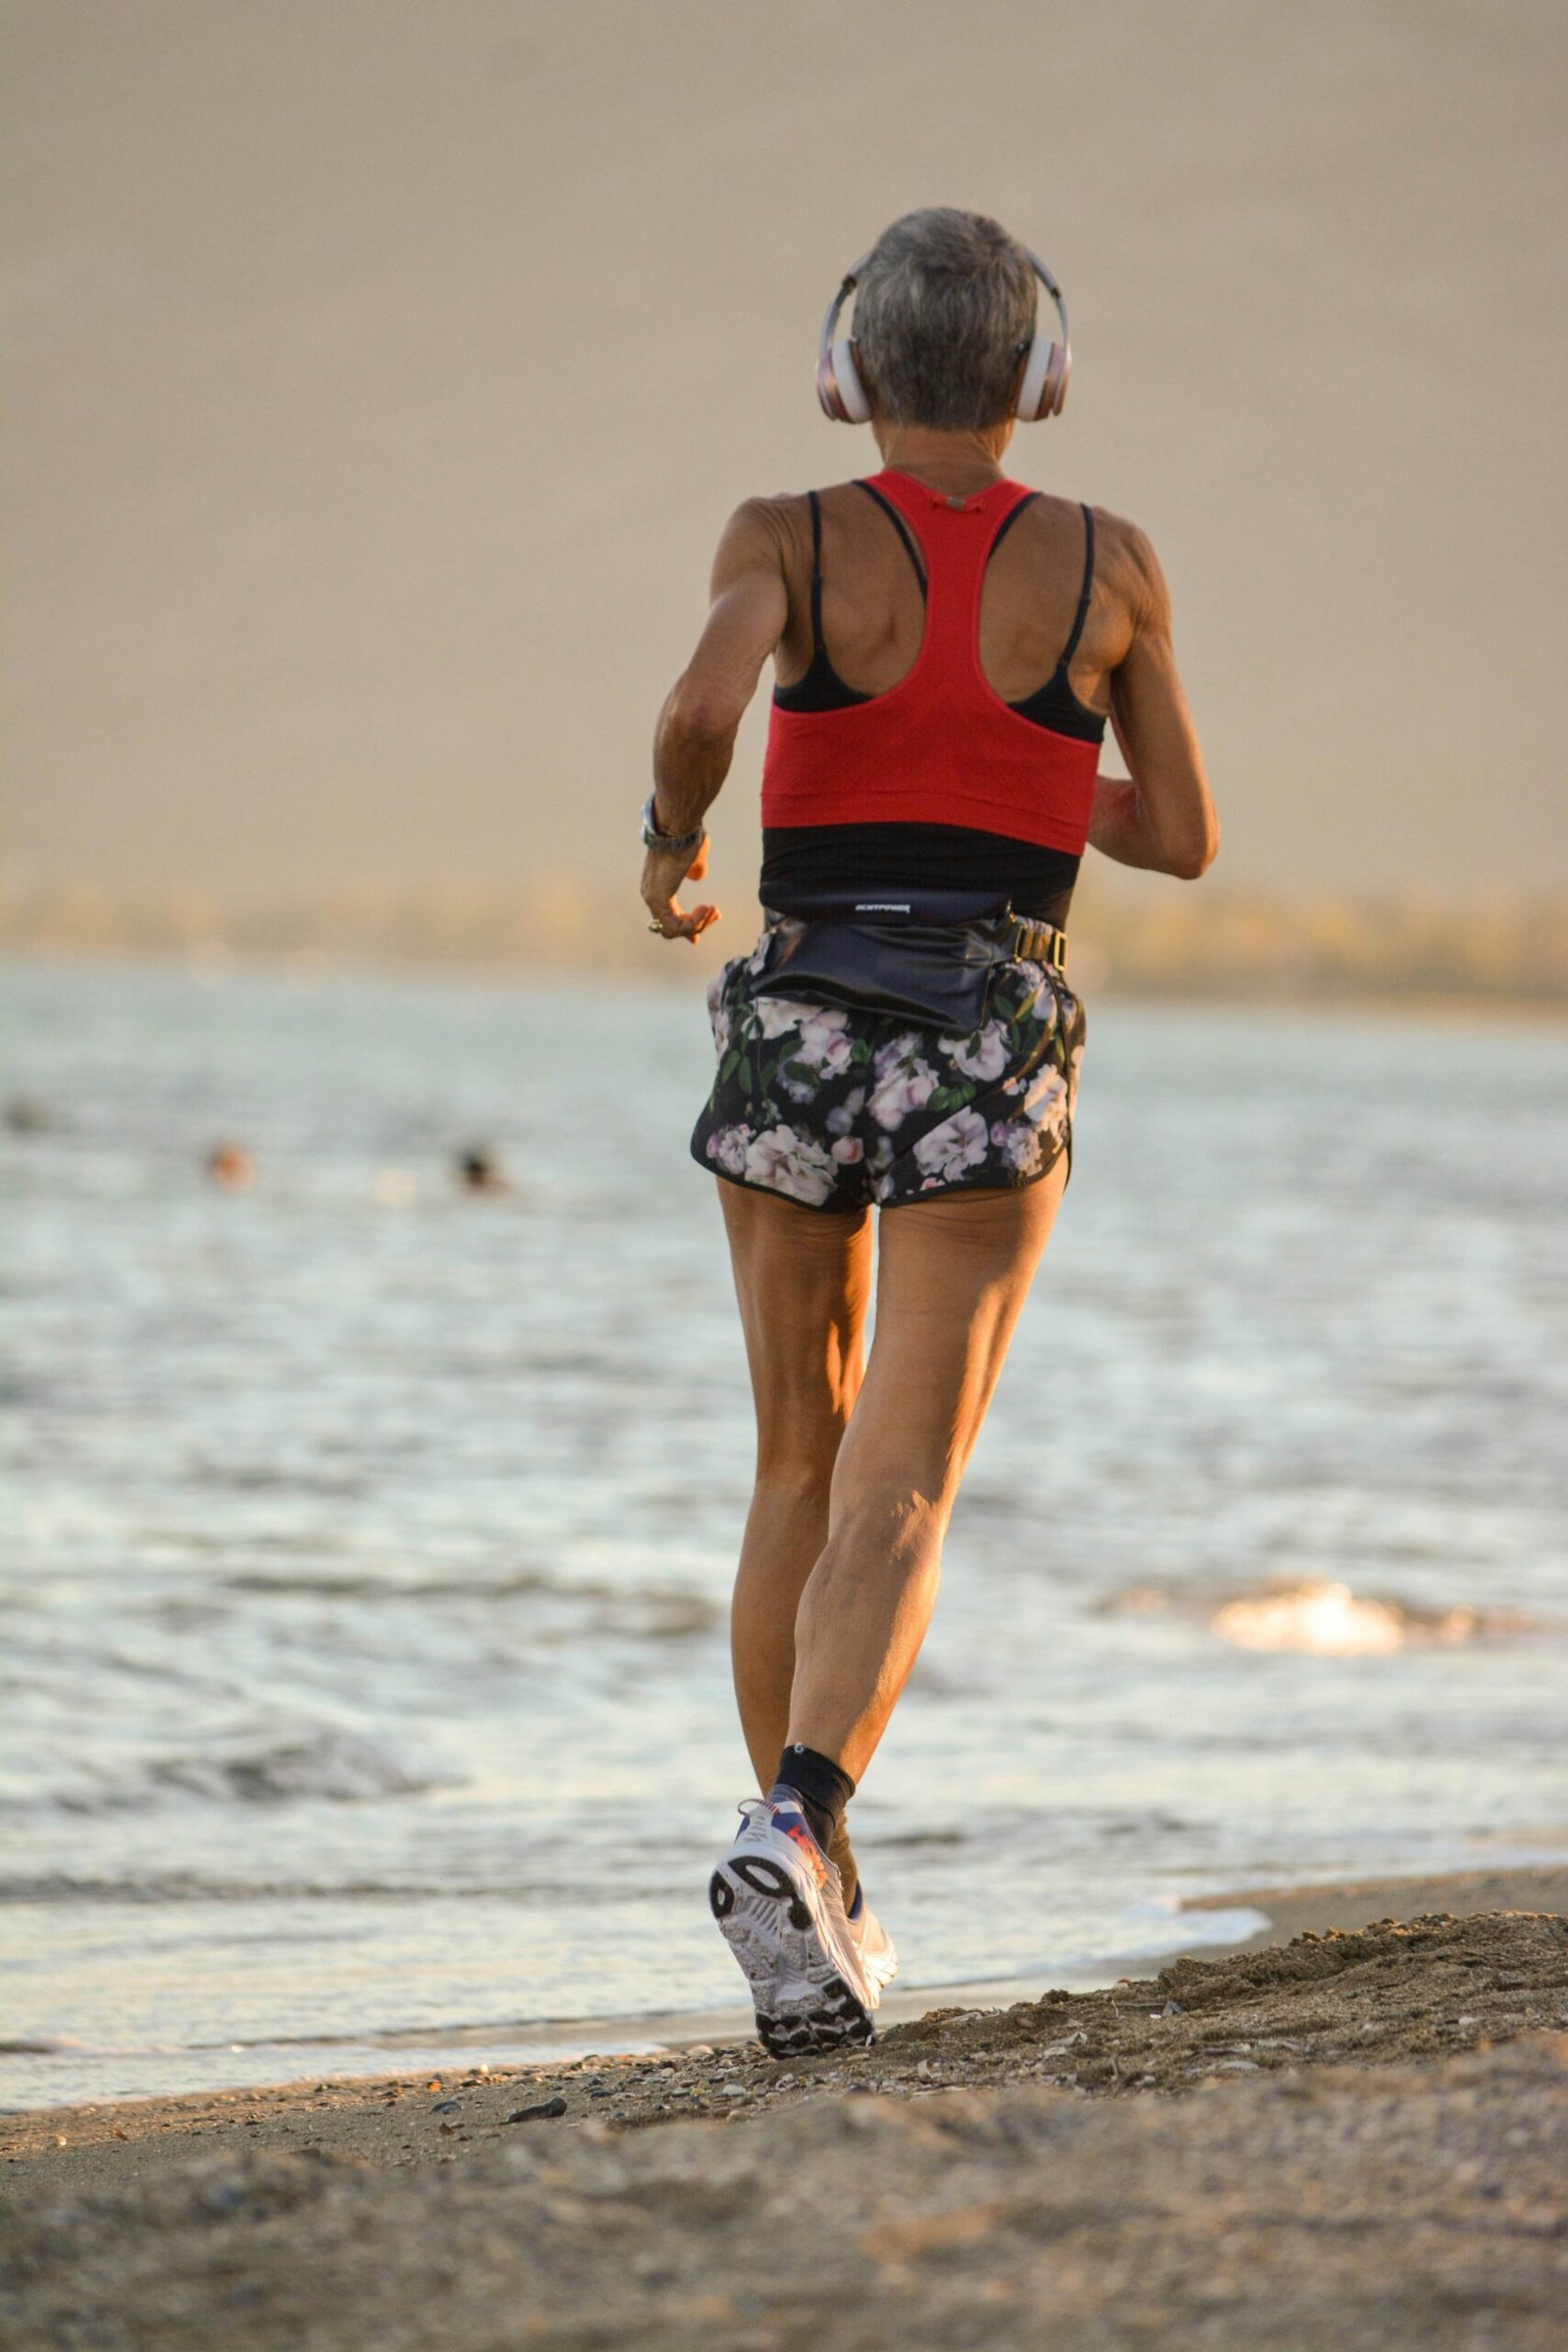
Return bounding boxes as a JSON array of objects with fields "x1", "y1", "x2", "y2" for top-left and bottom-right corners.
[{"x1": 1006, "y1": 915, "x2": 1069, "y2": 974}]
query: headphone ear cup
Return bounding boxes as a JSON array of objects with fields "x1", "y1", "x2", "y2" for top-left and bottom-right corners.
[
  {"x1": 1015, "y1": 336, "x2": 1069, "y2": 420},
  {"x1": 828, "y1": 337, "x2": 871, "y2": 424}
]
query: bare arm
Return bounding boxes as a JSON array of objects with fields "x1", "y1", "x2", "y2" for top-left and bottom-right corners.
[
  {"x1": 1088, "y1": 527, "x2": 1218, "y2": 880},
  {"x1": 642, "y1": 501, "x2": 790, "y2": 944}
]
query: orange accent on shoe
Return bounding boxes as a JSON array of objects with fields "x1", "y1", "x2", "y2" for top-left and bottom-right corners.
[{"x1": 778, "y1": 1817, "x2": 827, "y2": 1886}]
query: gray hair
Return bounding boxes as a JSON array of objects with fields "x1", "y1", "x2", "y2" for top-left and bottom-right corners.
[{"x1": 853, "y1": 209, "x2": 1037, "y2": 431}]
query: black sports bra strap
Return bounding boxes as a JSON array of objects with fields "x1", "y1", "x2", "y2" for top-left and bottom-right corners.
[
  {"x1": 853, "y1": 479, "x2": 927, "y2": 597},
  {"x1": 986, "y1": 489, "x2": 1040, "y2": 558},
  {"x1": 806, "y1": 489, "x2": 825, "y2": 656},
  {"x1": 1058, "y1": 502, "x2": 1096, "y2": 670}
]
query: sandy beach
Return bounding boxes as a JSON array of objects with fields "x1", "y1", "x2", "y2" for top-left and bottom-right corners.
[{"x1": 4, "y1": 1864, "x2": 1564, "y2": 2348}]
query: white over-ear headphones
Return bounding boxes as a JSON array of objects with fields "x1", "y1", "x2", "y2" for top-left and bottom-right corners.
[{"x1": 815, "y1": 244, "x2": 1072, "y2": 425}]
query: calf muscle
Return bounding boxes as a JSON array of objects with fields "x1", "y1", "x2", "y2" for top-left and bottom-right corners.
[{"x1": 722, "y1": 1169, "x2": 1066, "y2": 1789}]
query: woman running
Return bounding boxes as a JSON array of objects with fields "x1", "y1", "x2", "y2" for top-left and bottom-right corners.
[{"x1": 640, "y1": 208, "x2": 1217, "y2": 2056}]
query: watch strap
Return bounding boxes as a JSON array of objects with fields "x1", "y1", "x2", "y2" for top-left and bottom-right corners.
[{"x1": 640, "y1": 795, "x2": 705, "y2": 856}]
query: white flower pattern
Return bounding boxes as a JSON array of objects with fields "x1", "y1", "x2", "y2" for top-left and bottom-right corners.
[
  {"x1": 705, "y1": 1123, "x2": 752, "y2": 1177},
  {"x1": 742, "y1": 1123, "x2": 837, "y2": 1206},
  {"x1": 937, "y1": 1018, "x2": 1011, "y2": 1083},
  {"x1": 913, "y1": 1104, "x2": 992, "y2": 1184},
  {"x1": 867, "y1": 1056, "x2": 940, "y2": 1132},
  {"x1": 693, "y1": 946, "x2": 1084, "y2": 1210}
]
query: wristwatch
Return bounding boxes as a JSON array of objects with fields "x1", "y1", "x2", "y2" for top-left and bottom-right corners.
[{"x1": 640, "y1": 795, "x2": 706, "y2": 857}]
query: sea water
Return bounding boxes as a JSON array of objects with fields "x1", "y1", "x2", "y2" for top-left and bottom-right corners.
[{"x1": 3, "y1": 960, "x2": 1565, "y2": 2108}]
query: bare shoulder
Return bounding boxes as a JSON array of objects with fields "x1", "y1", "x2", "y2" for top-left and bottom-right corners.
[
  {"x1": 721, "y1": 481, "x2": 865, "y2": 580},
  {"x1": 1007, "y1": 491, "x2": 1163, "y2": 606},
  {"x1": 1089, "y1": 505, "x2": 1171, "y2": 630},
  {"x1": 736, "y1": 482, "x2": 858, "y2": 535},
  {"x1": 720, "y1": 491, "x2": 844, "y2": 594},
  {"x1": 706, "y1": 494, "x2": 806, "y2": 595},
  {"x1": 717, "y1": 494, "x2": 800, "y2": 560}
]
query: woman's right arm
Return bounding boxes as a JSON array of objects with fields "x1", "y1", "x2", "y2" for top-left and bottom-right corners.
[
  {"x1": 642, "y1": 500, "x2": 790, "y2": 943},
  {"x1": 1088, "y1": 523, "x2": 1218, "y2": 881}
]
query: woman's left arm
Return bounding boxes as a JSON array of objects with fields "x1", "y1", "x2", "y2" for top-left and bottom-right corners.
[
  {"x1": 642, "y1": 501, "x2": 790, "y2": 944},
  {"x1": 1087, "y1": 520, "x2": 1218, "y2": 881}
]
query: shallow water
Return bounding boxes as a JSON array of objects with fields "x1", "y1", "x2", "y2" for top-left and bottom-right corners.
[{"x1": 3, "y1": 960, "x2": 1566, "y2": 2109}]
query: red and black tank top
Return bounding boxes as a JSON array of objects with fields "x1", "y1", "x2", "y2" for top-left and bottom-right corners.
[{"x1": 760, "y1": 468, "x2": 1105, "y2": 926}]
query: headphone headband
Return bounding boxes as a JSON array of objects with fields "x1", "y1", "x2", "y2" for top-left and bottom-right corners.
[
  {"x1": 1021, "y1": 247, "x2": 1070, "y2": 353},
  {"x1": 815, "y1": 243, "x2": 1071, "y2": 424}
]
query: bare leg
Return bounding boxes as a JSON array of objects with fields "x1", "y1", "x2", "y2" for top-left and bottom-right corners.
[
  {"x1": 788, "y1": 1167, "x2": 1067, "y2": 1782},
  {"x1": 718, "y1": 1183, "x2": 872, "y2": 1788}
]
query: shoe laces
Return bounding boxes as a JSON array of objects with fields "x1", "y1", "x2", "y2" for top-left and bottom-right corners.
[
  {"x1": 734, "y1": 1795, "x2": 838, "y2": 1891},
  {"x1": 737, "y1": 1792, "x2": 812, "y2": 1832}
]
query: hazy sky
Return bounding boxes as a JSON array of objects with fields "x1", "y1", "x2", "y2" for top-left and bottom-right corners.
[{"x1": 6, "y1": 0, "x2": 1566, "y2": 906}]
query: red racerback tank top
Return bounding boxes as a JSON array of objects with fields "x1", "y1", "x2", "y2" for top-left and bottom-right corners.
[{"x1": 760, "y1": 469, "x2": 1101, "y2": 857}]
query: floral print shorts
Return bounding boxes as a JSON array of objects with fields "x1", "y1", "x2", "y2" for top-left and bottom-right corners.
[{"x1": 691, "y1": 931, "x2": 1086, "y2": 1212}]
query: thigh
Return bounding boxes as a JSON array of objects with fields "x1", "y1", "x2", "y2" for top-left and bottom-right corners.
[
  {"x1": 718, "y1": 1182, "x2": 873, "y2": 1458},
  {"x1": 839, "y1": 1168, "x2": 1067, "y2": 1503}
]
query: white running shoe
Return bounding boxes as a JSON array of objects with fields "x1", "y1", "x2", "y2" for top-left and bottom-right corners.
[
  {"x1": 709, "y1": 1792, "x2": 876, "y2": 2058},
  {"x1": 846, "y1": 1885, "x2": 900, "y2": 1997}
]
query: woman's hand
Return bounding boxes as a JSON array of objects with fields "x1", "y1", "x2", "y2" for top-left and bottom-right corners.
[{"x1": 642, "y1": 834, "x2": 720, "y2": 945}]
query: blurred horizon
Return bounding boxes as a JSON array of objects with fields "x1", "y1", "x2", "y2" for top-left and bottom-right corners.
[
  {"x1": 7, "y1": 870, "x2": 1567, "y2": 1006},
  {"x1": 5, "y1": 0, "x2": 1566, "y2": 914}
]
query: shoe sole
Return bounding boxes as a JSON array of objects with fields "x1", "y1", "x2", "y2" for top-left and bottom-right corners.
[{"x1": 709, "y1": 1845, "x2": 875, "y2": 2059}]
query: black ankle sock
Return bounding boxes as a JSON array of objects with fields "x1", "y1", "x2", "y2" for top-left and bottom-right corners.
[{"x1": 771, "y1": 1743, "x2": 856, "y2": 1881}]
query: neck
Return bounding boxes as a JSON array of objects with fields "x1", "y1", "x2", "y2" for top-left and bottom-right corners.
[{"x1": 872, "y1": 419, "x2": 1013, "y2": 492}]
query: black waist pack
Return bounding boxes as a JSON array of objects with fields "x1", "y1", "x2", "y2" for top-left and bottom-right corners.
[{"x1": 752, "y1": 889, "x2": 1063, "y2": 1033}]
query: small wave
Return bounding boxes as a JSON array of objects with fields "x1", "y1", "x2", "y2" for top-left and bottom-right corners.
[
  {"x1": 147, "y1": 1729, "x2": 447, "y2": 1804},
  {"x1": 220, "y1": 1568, "x2": 721, "y2": 1640},
  {"x1": 876, "y1": 1828, "x2": 968, "y2": 1850},
  {"x1": 1211, "y1": 1581, "x2": 1480, "y2": 1655},
  {"x1": 1107, "y1": 1896, "x2": 1275, "y2": 1957},
  {"x1": 18, "y1": 1731, "x2": 453, "y2": 1815},
  {"x1": 0, "y1": 1873, "x2": 442, "y2": 1905},
  {"x1": 1099, "y1": 1577, "x2": 1546, "y2": 1656},
  {"x1": 190, "y1": 1465, "x2": 368, "y2": 1497},
  {"x1": 220, "y1": 1569, "x2": 567, "y2": 1598},
  {"x1": 0, "y1": 1870, "x2": 626, "y2": 1906}
]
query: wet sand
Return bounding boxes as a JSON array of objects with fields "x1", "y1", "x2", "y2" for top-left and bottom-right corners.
[{"x1": 3, "y1": 1868, "x2": 1565, "y2": 2348}]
